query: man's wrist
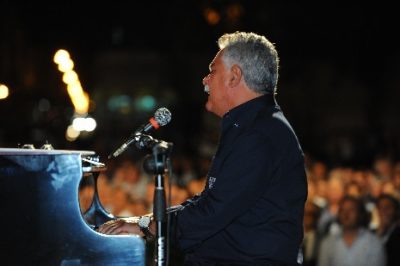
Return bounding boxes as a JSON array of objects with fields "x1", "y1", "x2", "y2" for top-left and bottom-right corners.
[{"x1": 138, "y1": 216, "x2": 153, "y2": 238}]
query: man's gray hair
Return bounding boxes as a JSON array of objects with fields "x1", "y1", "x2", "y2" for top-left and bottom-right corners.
[{"x1": 218, "y1": 32, "x2": 279, "y2": 94}]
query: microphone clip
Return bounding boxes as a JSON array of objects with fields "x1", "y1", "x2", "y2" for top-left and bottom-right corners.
[
  {"x1": 136, "y1": 134, "x2": 173, "y2": 153},
  {"x1": 108, "y1": 133, "x2": 172, "y2": 159}
]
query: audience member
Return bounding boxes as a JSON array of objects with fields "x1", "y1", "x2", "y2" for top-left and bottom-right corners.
[{"x1": 318, "y1": 196, "x2": 386, "y2": 266}]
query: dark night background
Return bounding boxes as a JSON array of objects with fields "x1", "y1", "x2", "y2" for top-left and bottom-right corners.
[{"x1": 1, "y1": 1, "x2": 400, "y2": 167}]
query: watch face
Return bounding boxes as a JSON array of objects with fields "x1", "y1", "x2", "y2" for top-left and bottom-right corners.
[{"x1": 139, "y1": 216, "x2": 151, "y2": 228}]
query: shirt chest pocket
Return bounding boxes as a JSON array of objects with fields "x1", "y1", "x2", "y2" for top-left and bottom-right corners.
[{"x1": 205, "y1": 155, "x2": 223, "y2": 190}]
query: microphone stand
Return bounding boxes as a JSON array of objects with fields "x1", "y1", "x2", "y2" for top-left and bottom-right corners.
[{"x1": 143, "y1": 139, "x2": 173, "y2": 266}]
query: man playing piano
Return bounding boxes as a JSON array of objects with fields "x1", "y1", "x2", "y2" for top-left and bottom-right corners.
[{"x1": 99, "y1": 31, "x2": 307, "y2": 266}]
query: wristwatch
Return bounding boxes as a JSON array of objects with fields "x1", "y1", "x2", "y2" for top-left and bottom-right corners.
[{"x1": 138, "y1": 216, "x2": 153, "y2": 239}]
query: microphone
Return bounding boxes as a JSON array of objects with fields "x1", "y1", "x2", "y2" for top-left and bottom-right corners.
[{"x1": 108, "y1": 107, "x2": 172, "y2": 158}]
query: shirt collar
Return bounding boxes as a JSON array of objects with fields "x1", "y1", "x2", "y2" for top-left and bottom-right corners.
[{"x1": 222, "y1": 93, "x2": 277, "y2": 130}]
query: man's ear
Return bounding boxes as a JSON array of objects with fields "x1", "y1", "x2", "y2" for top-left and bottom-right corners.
[{"x1": 228, "y1": 64, "x2": 242, "y2": 88}]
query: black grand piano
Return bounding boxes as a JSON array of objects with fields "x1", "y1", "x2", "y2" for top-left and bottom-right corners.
[{"x1": 0, "y1": 148, "x2": 145, "y2": 265}]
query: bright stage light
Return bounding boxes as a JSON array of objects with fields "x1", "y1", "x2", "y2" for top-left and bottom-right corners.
[
  {"x1": 62, "y1": 70, "x2": 79, "y2": 84},
  {"x1": 58, "y1": 58, "x2": 74, "y2": 72},
  {"x1": 66, "y1": 125, "x2": 80, "y2": 141},
  {"x1": 72, "y1": 116, "x2": 97, "y2": 132},
  {"x1": 0, "y1": 84, "x2": 9, "y2": 99},
  {"x1": 53, "y1": 49, "x2": 71, "y2": 65}
]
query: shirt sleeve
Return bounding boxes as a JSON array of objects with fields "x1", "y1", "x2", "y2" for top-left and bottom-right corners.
[{"x1": 176, "y1": 131, "x2": 280, "y2": 251}]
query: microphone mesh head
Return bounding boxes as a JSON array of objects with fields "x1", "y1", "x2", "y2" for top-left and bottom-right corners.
[{"x1": 154, "y1": 107, "x2": 172, "y2": 126}]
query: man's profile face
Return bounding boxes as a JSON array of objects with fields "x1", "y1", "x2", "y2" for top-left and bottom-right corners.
[{"x1": 202, "y1": 50, "x2": 231, "y2": 117}]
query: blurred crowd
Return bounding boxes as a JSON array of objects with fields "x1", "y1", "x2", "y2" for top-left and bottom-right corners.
[
  {"x1": 79, "y1": 154, "x2": 400, "y2": 266},
  {"x1": 79, "y1": 155, "x2": 209, "y2": 218},
  {"x1": 303, "y1": 155, "x2": 400, "y2": 266}
]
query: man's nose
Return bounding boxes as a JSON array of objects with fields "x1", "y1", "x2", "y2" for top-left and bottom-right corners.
[{"x1": 202, "y1": 75, "x2": 209, "y2": 85}]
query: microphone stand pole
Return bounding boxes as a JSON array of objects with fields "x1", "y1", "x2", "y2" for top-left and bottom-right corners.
[{"x1": 143, "y1": 140, "x2": 173, "y2": 266}]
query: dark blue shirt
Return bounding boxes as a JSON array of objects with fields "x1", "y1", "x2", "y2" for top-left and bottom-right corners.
[{"x1": 176, "y1": 94, "x2": 307, "y2": 265}]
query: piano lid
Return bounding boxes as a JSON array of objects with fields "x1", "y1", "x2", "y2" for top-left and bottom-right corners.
[{"x1": 0, "y1": 147, "x2": 96, "y2": 156}]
